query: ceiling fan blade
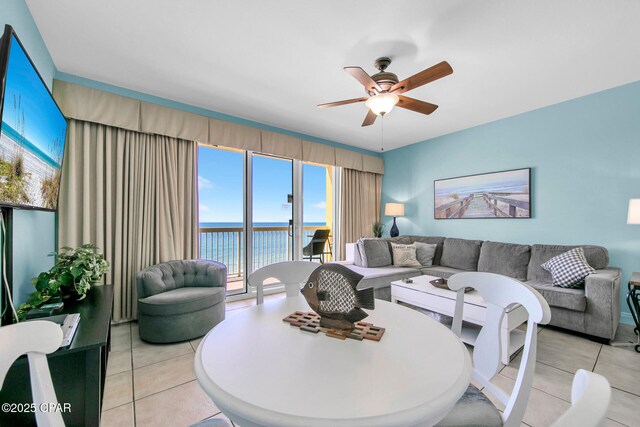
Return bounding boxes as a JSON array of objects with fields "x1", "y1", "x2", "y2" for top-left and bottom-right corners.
[
  {"x1": 362, "y1": 109, "x2": 377, "y2": 127},
  {"x1": 390, "y1": 61, "x2": 453, "y2": 94},
  {"x1": 317, "y1": 97, "x2": 368, "y2": 108},
  {"x1": 344, "y1": 67, "x2": 382, "y2": 93},
  {"x1": 397, "y1": 96, "x2": 439, "y2": 115}
]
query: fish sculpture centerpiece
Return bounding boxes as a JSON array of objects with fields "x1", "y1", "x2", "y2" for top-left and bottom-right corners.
[{"x1": 300, "y1": 264, "x2": 375, "y2": 331}]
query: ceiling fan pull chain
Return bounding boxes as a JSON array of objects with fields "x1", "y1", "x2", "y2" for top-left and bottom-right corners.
[{"x1": 381, "y1": 114, "x2": 384, "y2": 152}]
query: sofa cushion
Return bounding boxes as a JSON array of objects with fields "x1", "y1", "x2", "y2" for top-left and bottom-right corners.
[
  {"x1": 541, "y1": 248, "x2": 595, "y2": 288},
  {"x1": 435, "y1": 384, "x2": 502, "y2": 427},
  {"x1": 440, "y1": 238, "x2": 483, "y2": 271},
  {"x1": 528, "y1": 244, "x2": 608, "y2": 282},
  {"x1": 391, "y1": 243, "x2": 422, "y2": 267},
  {"x1": 526, "y1": 280, "x2": 587, "y2": 312},
  {"x1": 356, "y1": 238, "x2": 392, "y2": 268},
  {"x1": 139, "y1": 286, "x2": 226, "y2": 316},
  {"x1": 420, "y1": 265, "x2": 466, "y2": 279},
  {"x1": 477, "y1": 241, "x2": 531, "y2": 281},
  {"x1": 409, "y1": 236, "x2": 446, "y2": 266},
  {"x1": 387, "y1": 236, "x2": 413, "y2": 245},
  {"x1": 414, "y1": 242, "x2": 437, "y2": 267},
  {"x1": 137, "y1": 259, "x2": 227, "y2": 299}
]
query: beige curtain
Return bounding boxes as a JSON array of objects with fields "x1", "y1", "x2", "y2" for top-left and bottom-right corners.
[
  {"x1": 58, "y1": 119, "x2": 198, "y2": 321},
  {"x1": 54, "y1": 80, "x2": 385, "y2": 172},
  {"x1": 339, "y1": 168, "x2": 382, "y2": 258}
]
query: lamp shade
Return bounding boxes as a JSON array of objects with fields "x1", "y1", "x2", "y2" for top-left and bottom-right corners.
[
  {"x1": 366, "y1": 93, "x2": 399, "y2": 116},
  {"x1": 628, "y1": 199, "x2": 640, "y2": 224},
  {"x1": 385, "y1": 202, "x2": 405, "y2": 217}
]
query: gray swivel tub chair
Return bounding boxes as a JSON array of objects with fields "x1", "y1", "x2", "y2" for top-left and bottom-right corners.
[{"x1": 136, "y1": 260, "x2": 227, "y2": 343}]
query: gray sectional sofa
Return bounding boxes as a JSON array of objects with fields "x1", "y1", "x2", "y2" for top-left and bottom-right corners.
[{"x1": 343, "y1": 236, "x2": 621, "y2": 340}]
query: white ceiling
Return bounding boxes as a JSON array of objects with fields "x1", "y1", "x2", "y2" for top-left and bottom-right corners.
[{"x1": 26, "y1": 0, "x2": 640, "y2": 152}]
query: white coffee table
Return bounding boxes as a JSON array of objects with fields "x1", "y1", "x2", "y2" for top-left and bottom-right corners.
[
  {"x1": 391, "y1": 275, "x2": 527, "y2": 364},
  {"x1": 195, "y1": 295, "x2": 472, "y2": 427}
]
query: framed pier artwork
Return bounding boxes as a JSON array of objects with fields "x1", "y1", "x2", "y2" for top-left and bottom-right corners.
[{"x1": 434, "y1": 168, "x2": 531, "y2": 219}]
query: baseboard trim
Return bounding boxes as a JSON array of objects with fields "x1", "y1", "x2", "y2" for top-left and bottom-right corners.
[{"x1": 620, "y1": 311, "x2": 636, "y2": 326}]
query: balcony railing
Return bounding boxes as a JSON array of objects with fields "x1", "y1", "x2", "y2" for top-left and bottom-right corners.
[{"x1": 198, "y1": 226, "x2": 332, "y2": 284}]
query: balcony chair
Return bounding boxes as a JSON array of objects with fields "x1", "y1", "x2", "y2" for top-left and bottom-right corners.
[
  {"x1": 0, "y1": 320, "x2": 65, "y2": 427},
  {"x1": 248, "y1": 261, "x2": 320, "y2": 304},
  {"x1": 136, "y1": 260, "x2": 227, "y2": 343},
  {"x1": 436, "y1": 272, "x2": 551, "y2": 427},
  {"x1": 302, "y1": 229, "x2": 331, "y2": 263},
  {"x1": 551, "y1": 369, "x2": 611, "y2": 427}
]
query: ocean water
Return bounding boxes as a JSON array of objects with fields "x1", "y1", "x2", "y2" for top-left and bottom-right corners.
[
  {"x1": 199, "y1": 222, "x2": 327, "y2": 274},
  {"x1": 1, "y1": 122, "x2": 60, "y2": 168}
]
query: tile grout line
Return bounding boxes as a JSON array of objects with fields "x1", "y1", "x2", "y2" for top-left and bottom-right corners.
[
  {"x1": 131, "y1": 377, "x2": 220, "y2": 421},
  {"x1": 130, "y1": 322, "x2": 138, "y2": 427},
  {"x1": 132, "y1": 347, "x2": 195, "y2": 370},
  {"x1": 610, "y1": 384, "x2": 640, "y2": 399},
  {"x1": 500, "y1": 367, "x2": 574, "y2": 405},
  {"x1": 101, "y1": 401, "x2": 134, "y2": 415},
  {"x1": 607, "y1": 417, "x2": 632, "y2": 427},
  {"x1": 534, "y1": 358, "x2": 590, "y2": 376},
  {"x1": 530, "y1": 381, "x2": 572, "y2": 404},
  {"x1": 591, "y1": 344, "x2": 603, "y2": 372},
  {"x1": 134, "y1": 378, "x2": 198, "y2": 402}
]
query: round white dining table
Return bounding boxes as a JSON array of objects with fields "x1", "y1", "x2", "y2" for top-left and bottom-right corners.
[{"x1": 195, "y1": 296, "x2": 471, "y2": 427}]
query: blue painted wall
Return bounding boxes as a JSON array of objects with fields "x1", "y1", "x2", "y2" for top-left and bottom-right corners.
[
  {"x1": 0, "y1": 0, "x2": 57, "y2": 315},
  {"x1": 382, "y1": 80, "x2": 640, "y2": 325}
]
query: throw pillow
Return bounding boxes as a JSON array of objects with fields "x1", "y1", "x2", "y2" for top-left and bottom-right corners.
[
  {"x1": 541, "y1": 247, "x2": 595, "y2": 288},
  {"x1": 391, "y1": 243, "x2": 422, "y2": 268},
  {"x1": 356, "y1": 238, "x2": 392, "y2": 268},
  {"x1": 414, "y1": 242, "x2": 437, "y2": 267}
]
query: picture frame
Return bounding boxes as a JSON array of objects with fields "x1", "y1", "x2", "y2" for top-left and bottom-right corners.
[{"x1": 434, "y1": 168, "x2": 531, "y2": 219}]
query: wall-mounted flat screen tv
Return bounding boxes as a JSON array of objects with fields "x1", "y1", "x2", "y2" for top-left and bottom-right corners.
[{"x1": 0, "y1": 25, "x2": 67, "y2": 211}]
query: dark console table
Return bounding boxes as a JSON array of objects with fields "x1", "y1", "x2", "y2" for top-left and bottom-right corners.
[
  {"x1": 627, "y1": 273, "x2": 640, "y2": 352},
  {"x1": 0, "y1": 284, "x2": 113, "y2": 426}
]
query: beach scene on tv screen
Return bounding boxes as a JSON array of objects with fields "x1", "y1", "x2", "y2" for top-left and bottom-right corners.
[{"x1": 0, "y1": 34, "x2": 67, "y2": 210}]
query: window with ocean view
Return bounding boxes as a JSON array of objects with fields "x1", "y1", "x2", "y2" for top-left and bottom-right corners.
[
  {"x1": 198, "y1": 145, "x2": 335, "y2": 296},
  {"x1": 198, "y1": 146, "x2": 245, "y2": 293}
]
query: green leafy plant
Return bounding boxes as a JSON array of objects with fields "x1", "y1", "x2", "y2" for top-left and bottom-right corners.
[
  {"x1": 17, "y1": 244, "x2": 109, "y2": 320},
  {"x1": 372, "y1": 221, "x2": 385, "y2": 238}
]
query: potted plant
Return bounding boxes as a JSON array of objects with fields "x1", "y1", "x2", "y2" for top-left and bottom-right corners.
[
  {"x1": 372, "y1": 221, "x2": 385, "y2": 238},
  {"x1": 17, "y1": 244, "x2": 109, "y2": 319}
]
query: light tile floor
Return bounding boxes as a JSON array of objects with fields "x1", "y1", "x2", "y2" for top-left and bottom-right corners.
[{"x1": 102, "y1": 293, "x2": 640, "y2": 427}]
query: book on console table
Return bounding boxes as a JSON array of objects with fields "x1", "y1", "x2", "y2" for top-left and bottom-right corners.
[{"x1": 24, "y1": 313, "x2": 81, "y2": 347}]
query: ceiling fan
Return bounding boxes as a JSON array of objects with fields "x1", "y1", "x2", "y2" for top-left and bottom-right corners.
[{"x1": 318, "y1": 57, "x2": 453, "y2": 126}]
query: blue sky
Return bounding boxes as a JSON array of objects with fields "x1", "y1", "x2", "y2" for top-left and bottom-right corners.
[
  {"x1": 435, "y1": 168, "x2": 529, "y2": 196},
  {"x1": 198, "y1": 147, "x2": 328, "y2": 223},
  {"x1": 1, "y1": 34, "x2": 67, "y2": 163}
]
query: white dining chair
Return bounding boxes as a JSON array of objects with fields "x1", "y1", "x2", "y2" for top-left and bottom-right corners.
[
  {"x1": 0, "y1": 320, "x2": 64, "y2": 427},
  {"x1": 248, "y1": 261, "x2": 320, "y2": 304},
  {"x1": 551, "y1": 369, "x2": 611, "y2": 427},
  {"x1": 437, "y1": 272, "x2": 551, "y2": 427}
]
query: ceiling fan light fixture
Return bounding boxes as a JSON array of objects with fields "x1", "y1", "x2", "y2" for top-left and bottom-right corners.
[{"x1": 365, "y1": 93, "x2": 399, "y2": 116}]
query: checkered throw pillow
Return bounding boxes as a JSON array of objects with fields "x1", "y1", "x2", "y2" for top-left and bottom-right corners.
[{"x1": 541, "y1": 247, "x2": 595, "y2": 288}]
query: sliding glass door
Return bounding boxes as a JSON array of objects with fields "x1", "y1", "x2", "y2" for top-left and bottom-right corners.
[
  {"x1": 198, "y1": 146, "x2": 246, "y2": 295},
  {"x1": 251, "y1": 154, "x2": 293, "y2": 271},
  {"x1": 197, "y1": 146, "x2": 338, "y2": 297},
  {"x1": 302, "y1": 162, "x2": 334, "y2": 263}
]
